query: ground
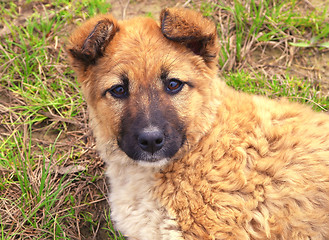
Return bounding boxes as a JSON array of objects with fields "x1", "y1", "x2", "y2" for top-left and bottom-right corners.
[{"x1": 0, "y1": 0, "x2": 328, "y2": 239}]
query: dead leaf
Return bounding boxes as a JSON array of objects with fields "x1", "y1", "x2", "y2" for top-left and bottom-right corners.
[{"x1": 56, "y1": 165, "x2": 86, "y2": 175}]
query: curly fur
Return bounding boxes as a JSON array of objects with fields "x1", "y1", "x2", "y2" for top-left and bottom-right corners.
[
  {"x1": 67, "y1": 8, "x2": 329, "y2": 240},
  {"x1": 156, "y1": 89, "x2": 329, "y2": 239}
]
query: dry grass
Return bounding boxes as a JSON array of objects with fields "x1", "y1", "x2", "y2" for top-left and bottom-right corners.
[
  {"x1": 204, "y1": 0, "x2": 329, "y2": 109},
  {"x1": 0, "y1": 1, "x2": 114, "y2": 239}
]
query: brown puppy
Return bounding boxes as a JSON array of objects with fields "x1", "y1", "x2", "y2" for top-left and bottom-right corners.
[{"x1": 67, "y1": 8, "x2": 329, "y2": 240}]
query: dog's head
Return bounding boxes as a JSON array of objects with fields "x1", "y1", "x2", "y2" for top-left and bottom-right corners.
[{"x1": 67, "y1": 8, "x2": 220, "y2": 166}]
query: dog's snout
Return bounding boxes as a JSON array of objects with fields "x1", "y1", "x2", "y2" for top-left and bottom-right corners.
[{"x1": 138, "y1": 129, "x2": 164, "y2": 154}]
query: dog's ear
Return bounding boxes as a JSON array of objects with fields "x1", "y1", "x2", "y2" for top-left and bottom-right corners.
[
  {"x1": 160, "y1": 8, "x2": 219, "y2": 68},
  {"x1": 67, "y1": 15, "x2": 119, "y2": 78}
]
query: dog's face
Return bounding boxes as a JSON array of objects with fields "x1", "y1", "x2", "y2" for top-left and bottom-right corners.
[{"x1": 67, "y1": 8, "x2": 220, "y2": 165}]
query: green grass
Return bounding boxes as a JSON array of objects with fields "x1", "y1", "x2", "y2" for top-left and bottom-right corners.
[
  {"x1": 0, "y1": 0, "x2": 123, "y2": 239},
  {"x1": 1, "y1": 5, "x2": 84, "y2": 125},
  {"x1": 199, "y1": 0, "x2": 329, "y2": 111},
  {"x1": 0, "y1": 0, "x2": 328, "y2": 239},
  {"x1": 0, "y1": 125, "x2": 73, "y2": 239},
  {"x1": 208, "y1": 0, "x2": 329, "y2": 68},
  {"x1": 224, "y1": 70, "x2": 328, "y2": 111}
]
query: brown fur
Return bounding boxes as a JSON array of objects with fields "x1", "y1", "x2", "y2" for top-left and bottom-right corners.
[
  {"x1": 156, "y1": 92, "x2": 329, "y2": 239},
  {"x1": 67, "y1": 8, "x2": 329, "y2": 240}
]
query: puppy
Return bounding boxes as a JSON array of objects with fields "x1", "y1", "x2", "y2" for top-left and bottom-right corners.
[{"x1": 67, "y1": 8, "x2": 329, "y2": 240}]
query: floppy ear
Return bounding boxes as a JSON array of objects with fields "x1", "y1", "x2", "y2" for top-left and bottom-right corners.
[
  {"x1": 160, "y1": 8, "x2": 219, "y2": 68},
  {"x1": 67, "y1": 15, "x2": 119, "y2": 78}
]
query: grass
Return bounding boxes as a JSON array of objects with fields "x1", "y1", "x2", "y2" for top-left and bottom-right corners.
[
  {"x1": 0, "y1": 0, "x2": 119, "y2": 239},
  {"x1": 200, "y1": 0, "x2": 329, "y2": 111},
  {"x1": 0, "y1": 0, "x2": 328, "y2": 239}
]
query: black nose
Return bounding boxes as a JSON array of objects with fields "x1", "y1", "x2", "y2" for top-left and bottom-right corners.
[{"x1": 137, "y1": 129, "x2": 164, "y2": 154}]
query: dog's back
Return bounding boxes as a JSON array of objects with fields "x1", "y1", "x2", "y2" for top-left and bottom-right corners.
[{"x1": 157, "y1": 89, "x2": 329, "y2": 239}]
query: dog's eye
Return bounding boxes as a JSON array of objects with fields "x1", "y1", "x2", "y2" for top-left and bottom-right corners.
[
  {"x1": 107, "y1": 85, "x2": 128, "y2": 99},
  {"x1": 166, "y1": 79, "x2": 184, "y2": 94}
]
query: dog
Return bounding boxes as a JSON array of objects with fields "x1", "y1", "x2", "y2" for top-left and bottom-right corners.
[{"x1": 67, "y1": 8, "x2": 329, "y2": 240}]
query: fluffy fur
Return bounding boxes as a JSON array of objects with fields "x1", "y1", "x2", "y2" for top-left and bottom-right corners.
[{"x1": 67, "y1": 8, "x2": 329, "y2": 240}]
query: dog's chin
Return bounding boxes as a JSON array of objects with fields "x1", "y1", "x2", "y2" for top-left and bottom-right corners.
[
  {"x1": 129, "y1": 151, "x2": 171, "y2": 167},
  {"x1": 136, "y1": 158, "x2": 170, "y2": 168}
]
